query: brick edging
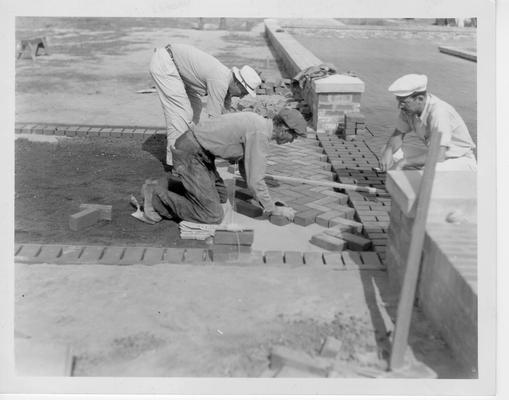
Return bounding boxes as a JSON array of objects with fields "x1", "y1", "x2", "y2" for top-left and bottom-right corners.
[
  {"x1": 15, "y1": 123, "x2": 166, "y2": 139},
  {"x1": 14, "y1": 243, "x2": 385, "y2": 270}
]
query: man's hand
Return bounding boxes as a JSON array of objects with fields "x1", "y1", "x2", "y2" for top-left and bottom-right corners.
[
  {"x1": 379, "y1": 148, "x2": 394, "y2": 172},
  {"x1": 272, "y1": 206, "x2": 296, "y2": 221}
]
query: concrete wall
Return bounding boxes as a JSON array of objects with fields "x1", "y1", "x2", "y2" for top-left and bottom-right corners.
[
  {"x1": 385, "y1": 170, "x2": 478, "y2": 375},
  {"x1": 265, "y1": 19, "x2": 365, "y2": 134}
]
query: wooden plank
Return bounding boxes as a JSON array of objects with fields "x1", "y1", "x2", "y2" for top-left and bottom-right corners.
[
  {"x1": 233, "y1": 173, "x2": 388, "y2": 195},
  {"x1": 389, "y1": 131, "x2": 443, "y2": 370}
]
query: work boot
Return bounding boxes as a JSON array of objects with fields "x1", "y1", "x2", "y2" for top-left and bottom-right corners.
[{"x1": 141, "y1": 183, "x2": 162, "y2": 223}]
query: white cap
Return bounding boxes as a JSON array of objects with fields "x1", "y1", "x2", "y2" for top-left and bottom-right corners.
[
  {"x1": 388, "y1": 74, "x2": 428, "y2": 97},
  {"x1": 232, "y1": 65, "x2": 261, "y2": 97}
]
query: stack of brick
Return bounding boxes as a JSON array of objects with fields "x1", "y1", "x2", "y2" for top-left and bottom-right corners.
[
  {"x1": 212, "y1": 229, "x2": 255, "y2": 262},
  {"x1": 343, "y1": 112, "x2": 366, "y2": 140},
  {"x1": 254, "y1": 78, "x2": 293, "y2": 98},
  {"x1": 307, "y1": 74, "x2": 365, "y2": 134}
]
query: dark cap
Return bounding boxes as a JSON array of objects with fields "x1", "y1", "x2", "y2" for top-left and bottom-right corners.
[{"x1": 277, "y1": 108, "x2": 307, "y2": 136}]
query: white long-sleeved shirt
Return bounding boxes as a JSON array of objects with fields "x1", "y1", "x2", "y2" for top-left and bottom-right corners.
[
  {"x1": 395, "y1": 93, "x2": 475, "y2": 158},
  {"x1": 193, "y1": 112, "x2": 275, "y2": 212},
  {"x1": 171, "y1": 44, "x2": 232, "y2": 118}
]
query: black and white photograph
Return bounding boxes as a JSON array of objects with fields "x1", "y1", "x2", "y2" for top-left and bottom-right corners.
[{"x1": 0, "y1": 0, "x2": 503, "y2": 398}]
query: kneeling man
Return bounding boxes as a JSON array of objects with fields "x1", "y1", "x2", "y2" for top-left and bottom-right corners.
[{"x1": 142, "y1": 109, "x2": 308, "y2": 224}]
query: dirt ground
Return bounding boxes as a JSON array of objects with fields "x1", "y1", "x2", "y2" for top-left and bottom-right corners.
[
  {"x1": 13, "y1": 17, "x2": 472, "y2": 378},
  {"x1": 15, "y1": 263, "x2": 466, "y2": 377}
]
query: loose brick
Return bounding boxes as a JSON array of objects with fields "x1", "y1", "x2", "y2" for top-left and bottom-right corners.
[
  {"x1": 303, "y1": 251, "x2": 324, "y2": 266},
  {"x1": 294, "y1": 208, "x2": 322, "y2": 226},
  {"x1": 235, "y1": 199, "x2": 264, "y2": 218},
  {"x1": 339, "y1": 232, "x2": 372, "y2": 251},
  {"x1": 214, "y1": 230, "x2": 254, "y2": 246},
  {"x1": 327, "y1": 217, "x2": 363, "y2": 234},
  {"x1": 316, "y1": 211, "x2": 345, "y2": 227},
  {"x1": 264, "y1": 250, "x2": 284, "y2": 264},
  {"x1": 310, "y1": 233, "x2": 346, "y2": 251},
  {"x1": 79, "y1": 204, "x2": 112, "y2": 221},
  {"x1": 320, "y1": 336, "x2": 343, "y2": 358},
  {"x1": 270, "y1": 214, "x2": 291, "y2": 226},
  {"x1": 270, "y1": 346, "x2": 330, "y2": 377},
  {"x1": 284, "y1": 251, "x2": 304, "y2": 265},
  {"x1": 275, "y1": 365, "x2": 324, "y2": 377},
  {"x1": 69, "y1": 208, "x2": 101, "y2": 231}
]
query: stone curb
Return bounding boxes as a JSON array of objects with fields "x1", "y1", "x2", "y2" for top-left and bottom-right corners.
[{"x1": 14, "y1": 243, "x2": 386, "y2": 270}]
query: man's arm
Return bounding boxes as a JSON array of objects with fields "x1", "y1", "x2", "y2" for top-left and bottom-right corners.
[
  {"x1": 380, "y1": 129, "x2": 405, "y2": 171},
  {"x1": 243, "y1": 132, "x2": 275, "y2": 213},
  {"x1": 205, "y1": 79, "x2": 229, "y2": 118},
  {"x1": 399, "y1": 146, "x2": 447, "y2": 169}
]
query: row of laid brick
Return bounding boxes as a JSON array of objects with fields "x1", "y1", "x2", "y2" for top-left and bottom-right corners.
[
  {"x1": 15, "y1": 123, "x2": 166, "y2": 139},
  {"x1": 14, "y1": 243, "x2": 385, "y2": 270}
]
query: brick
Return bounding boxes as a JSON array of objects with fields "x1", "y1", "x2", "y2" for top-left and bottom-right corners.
[
  {"x1": 341, "y1": 251, "x2": 363, "y2": 267},
  {"x1": 327, "y1": 217, "x2": 363, "y2": 234},
  {"x1": 58, "y1": 246, "x2": 84, "y2": 263},
  {"x1": 284, "y1": 251, "x2": 303, "y2": 265},
  {"x1": 320, "y1": 336, "x2": 343, "y2": 358},
  {"x1": 79, "y1": 204, "x2": 112, "y2": 220},
  {"x1": 339, "y1": 232, "x2": 372, "y2": 251},
  {"x1": 235, "y1": 199, "x2": 264, "y2": 218},
  {"x1": 183, "y1": 248, "x2": 207, "y2": 263},
  {"x1": 303, "y1": 251, "x2": 324, "y2": 266},
  {"x1": 37, "y1": 245, "x2": 63, "y2": 262},
  {"x1": 119, "y1": 247, "x2": 144, "y2": 265},
  {"x1": 212, "y1": 246, "x2": 248, "y2": 263},
  {"x1": 77, "y1": 246, "x2": 104, "y2": 264},
  {"x1": 294, "y1": 209, "x2": 322, "y2": 226},
  {"x1": 214, "y1": 230, "x2": 254, "y2": 246},
  {"x1": 275, "y1": 365, "x2": 323, "y2": 377},
  {"x1": 100, "y1": 246, "x2": 125, "y2": 264},
  {"x1": 143, "y1": 247, "x2": 165, "y2": 265},
  {"x1": 316, "y1": 211, "x2": 345, "y2": 227},
  {"x1": 269, "y1": 346, "x2": 330, "y2": 377},
  {"x1": 163, "y1": 248, "x2": 185, "y2": 263},
  {"x1": 69, "y1": 208, "x2": 101, "y2": 231},
  {"x1": 16, "y1": 244, "x2": 42, "y2": 261},
  {"x1": 270, "y1": 214, "x2": 291, "y2": 226},
  {"x1": 322, "y1": 252, "x2": 344, "y2": 267},
  {"x1": 310, "y1": 233, "x2": 346, "y2": 251},
  {"x1": 264, "y1": 250, "x2": 284, "y2": 264}
]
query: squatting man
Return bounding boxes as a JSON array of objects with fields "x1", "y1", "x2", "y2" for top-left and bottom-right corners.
[
  {"x1": 140, "y1": 108, "x2": 308, "y2": 224},
  {"x1": 379, "y1": 74, "x2": 477, "y2": 172},
  {"x1": 150, "y1": 43, "x2": 262, "y2": 166}
]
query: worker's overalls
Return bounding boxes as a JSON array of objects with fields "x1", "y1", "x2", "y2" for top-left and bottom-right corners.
[{"x1": 151, "y1": 130, "x2": 228, "y2": 224}]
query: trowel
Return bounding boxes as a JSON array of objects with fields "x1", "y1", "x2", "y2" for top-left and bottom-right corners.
[{"x1": 129, "y1": 194, "x2": 157, "y2": 224}]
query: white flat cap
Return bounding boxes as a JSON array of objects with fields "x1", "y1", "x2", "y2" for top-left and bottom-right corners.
[{"x1": 388, "y1": 74, "x2": 428, "y2": 97}]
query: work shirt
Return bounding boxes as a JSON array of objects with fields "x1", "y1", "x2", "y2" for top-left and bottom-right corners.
[
  {"x1": 193, "y1": 112, "x2": 275, "y2": 212},
  {"x1": 171, "y1": 44, "x2": 232, "y2": 118},
  {"x1": 395, "y1": 94, "x2": 475, "y2": 158}
]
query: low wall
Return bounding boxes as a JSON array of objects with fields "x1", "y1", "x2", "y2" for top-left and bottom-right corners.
[
  {"x1": 265, "y1": 19, "x2": 365, "y2": 134},
  {"x1": 385, "y1": 170, "x2": 478, "y2": 375}
]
